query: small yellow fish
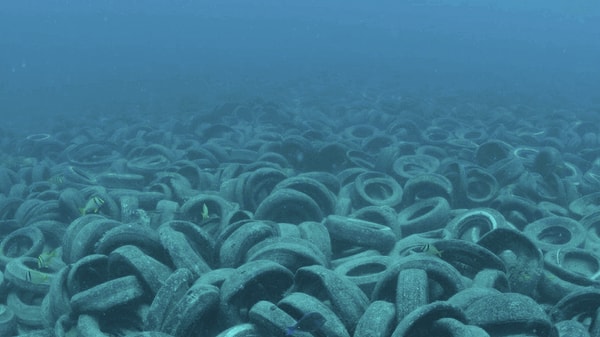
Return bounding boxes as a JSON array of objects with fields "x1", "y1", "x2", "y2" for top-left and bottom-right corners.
[
  {"x1": 37, "y1": 249, "x2": 58, "y2": 269},
  {"x1": 48, "y1": 175, "x2": 64, "y2": 185},
  {"x1": 418, "y1": 244, "x2": 443, "y2": 257},
  {"x1": 201, "y1": 203, "x2": 209, "y2": 221},
  {"x1": 79, "y1": 196, "x2": 105, "y2": 215},
  {"x1": 25, "y1": 269, "x2": 50, "y2": 283}
]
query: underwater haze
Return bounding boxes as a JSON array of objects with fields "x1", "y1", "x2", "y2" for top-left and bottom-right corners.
[
  {"x1": 1, "y1": 0, "x2": 599, "y2": 131},
  {"x1": 4, "y1": 2, "x2": 600, "y2": 336}
]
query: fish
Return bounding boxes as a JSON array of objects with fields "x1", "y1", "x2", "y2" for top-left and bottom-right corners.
[
  {"x1": 37, "y1": 249, "x2": 58, "y2": 269},
  {"x1": 286, "y1": 312, "x2": 327, "y2": 336},
  {"x1": 47, "y1": 174, "x2": 64, "y2": 186},
  {"x1": 201, "y1": 203, "x2": 209, "y2": 220},
  {"x1": 79, "y1": 196, "x2": 105, "y2": 215},
  {"x1": 25, "y1": 269, "x2": 50, "y2": 283},
  {"x1": 418, "y1": 243, "x2": 443, "y2": 257}
]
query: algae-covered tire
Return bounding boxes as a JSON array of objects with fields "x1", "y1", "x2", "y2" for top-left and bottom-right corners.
[
  {"x1": 293, "y1": 265, "x2": 369, "y2": 332},
  {"x1": 0, "y1": 226, "x2": 45, "y2": 268},
  {"x1": 6, "y1": 290, "x2": 45, "y2": 328},
  {"x1": 402, "y1": 173, "x2": 452, "y2": 206},
  {"x1": 66, "y1": 141, "x2": 119, "y2": 169},
  {"x1": 4, "y1": 257, "x2": 53, "y2": 294},
  {"x1": 217, "y1": 220, "x2": 275, "y2": 268},
  {"x1": 254, "y1": 188, "x2": 323, "y2": 224},
  {"x1": 158, "y1": 220, "x2": 214, "y2": 276},
  {"x1": 127, "y1": 154, "x2": 171, "y2": 176},
  {"x1": 372, "y1": 255, "x2": 466, "y2": 304},
  {"x1": 108, "y1": 245, "x2": 173, "y2": 295},
  {"x1": 41, "y1": 264, "x2": 71, "y2": 327},
  {"x1": 392, "y1": 154, "x2": 440, "y2": 183},
  {"x1": 524, "y1": 216, "x2": 586, "y2": 252},
  {"x1": 95, "y1": 224, "x2": 165, "y2": 262},
  {"x1": 391, "y1": 302, "x2": 465, "y2": 337},
  {"x1": 65, "y1": 217, "x2": 121, "y2": 263},
  {"x1": 446, "y1": 208, "x2": 507, "y2": 242},
  {"x1": 432, "y1": 239, "x2": 506, "y2": 279},
  {"x1": 145, "y1": 268, "x2": 193, "y2": 332},
  {"x1": 246, "y1": 236, "x2": 329, "y2": 271},
  {"x1": 248, "y1": 301, "x2": 295, "y2": 337},
  {"x1": 220, "y1": 260, "x2": 294, "y2": 326},
  {"x1": 478, "y1": 228, "x2": 544, "y2": 296},
  {"x1": 354, "y1": 301, "x2": 395, "y2": 337},
  {"x1": 397, "y1": 197, "x2": 450, "y2": 236},
  {"x1": 465, "y1": 293, "x2": 552, "y2": 337},
  {"x1": 352, "y1": 172, "x2": 403, "y2": 209},
  {"x1": 323, "y1": 215, "x2": 396, "y2": 254},
  {"x1": 334, "y1": 255, "x2": 392, "y2": 298},
  {"x1": 0, "y1": 304, "x2": 17, "y2": 337},
  {"x1": 395, "y1": 268, "x2": 429, "y2": 322},
  {"x1": 160, "y1": 282, "x2": 219, "y2": 337},
  {"x1": 70, "y1": 275, "x2": 145, "y2": 314},
  {"x1": 278, "y1": 292, "x2": 350, "y2": 337},
  {"x1": 275, "y1": 175, "x2": 337, "y2": 215}
]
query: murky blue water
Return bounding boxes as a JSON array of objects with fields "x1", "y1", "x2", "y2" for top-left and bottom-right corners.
[
  {"x1": 1, "y1": 0, "x2": 599, "y2": 132},
  {"x1": 1, "y1": 2, "x2": 600, "y2": 336}
]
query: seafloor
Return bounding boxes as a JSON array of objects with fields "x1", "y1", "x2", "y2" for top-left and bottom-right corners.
[{"x1": 0, "y1": 93, "x2": 599, "y2": 337}]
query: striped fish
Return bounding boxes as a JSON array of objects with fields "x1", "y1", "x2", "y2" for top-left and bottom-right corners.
[
  {"x1": 418, "y1": 243, "x2": 443, "y2": 257},
  {"x1": 79, "y1": 196, "x2": 105, "y2": 215}
]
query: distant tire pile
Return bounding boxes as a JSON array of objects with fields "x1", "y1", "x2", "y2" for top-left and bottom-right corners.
[{"x1": 0, "y1": 100, "x2": 599, "y2": 337}]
